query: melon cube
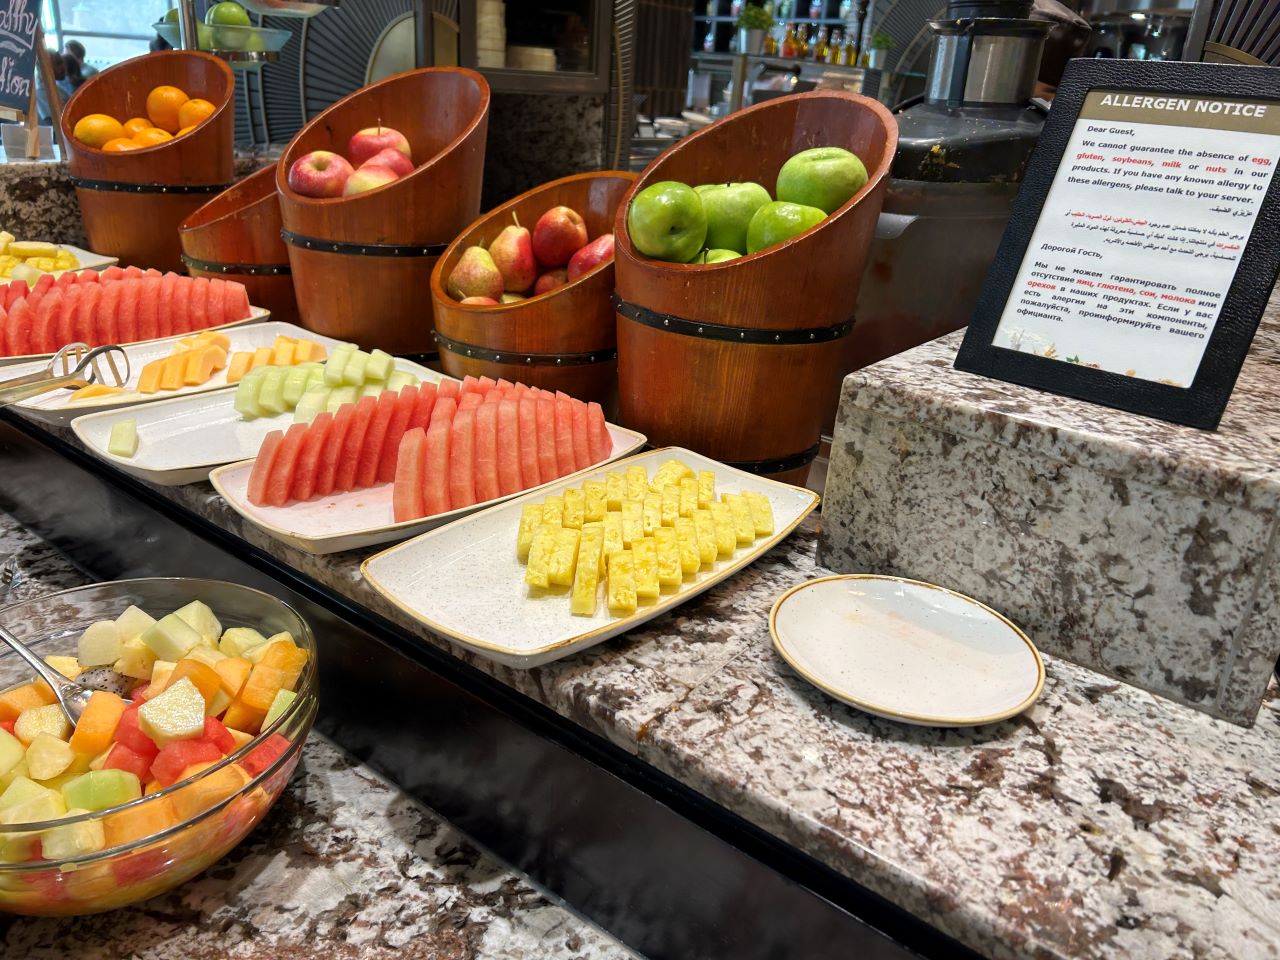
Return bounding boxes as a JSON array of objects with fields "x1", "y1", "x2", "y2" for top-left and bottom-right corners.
[
  {"x1": 221, "y1": 698, "x2": 266, "y2": 735},
  {"x1": 562, "y1": 488, "x2": 584, "y2": 530},
  {"x1": 693, "y1": 509, "x2": 719, "y2": 566},
  {"x1": 45, "y1": 655, "x2": 81, "y2": 680},
  {"x1": 621, "y1": 501, "x2": 643, "y2": 547},
  {"x1": 67, "y1": 691, "x2": 126, "y2": 758},
  {"x1": 570, "y1": 525, "x2": 604, "y2": 617},
  {"x1": 679, "y1": 477, "x2": 699, "y2": 519},
  {"x1": 14, "y1": 704, "x2": 71, "y2": 744},
  {"x1": 77, "y1": 619, "x2": 123, "y2": 667},
  {"x1": 173, "y1": 600, "x2": 221, "y2": 646},
  {"x1": 184, "y1": 645, "x2": 226, "y2": 669},
  {"x1": 366, "y1": 349, "x2": 394, "y2": 382},
  {"x1": 257, "y1": 368, "x2": 288, "y2": 415},
  {"x1": 516, "y1": 503, "x2": 543, "y2": 561},
  {"x1": 169, "y1": 760, "x2": 249, "y2": 821},
  {"x1": 698, "y1": 470, "x2": 716, "y2": 509},
  {"x1": 141, "y1": 613, "x2": 202, "y2": 662},
  {"x1": 359, "y1": 382, "x2": 384, "y2": 399},
  {"x1": 213, "y1": 657, "x2": 252, "y2": 701},
  {"x1": 107, "y1": 419, "x2": 139, "y2": 458},
  {"x1": 722, "y1": 493, "x2": 756, "y2": 545},
  {"x1": 341, "y1": 350, "x2": 370, "y2": 385},
  {"x1": 0, "y1": 756, "x2": 29, "y2": 792},
  {"x1": 631, "y1": 537, "x2": 660, "y2": 600},
  {"x1": 524, "y1": 526, "x2": 557, "y2": 589},
  {"x1": 61, "y1": 769, "x2": 142, "y2": 812},
  {"x1": 641, "y1": 492, "x2": 661, "y2": 536},
  {"x1": 151, "y1": 660, "x2": 178, "y2": 691},
  {"x1": 113, "y1": 635, "x2": 158, "y2": 679},
  {"x1": 103, "y1": 795, "x2": 176, "y2": 847},
  {"x1": 386, "y1": 371, "x2": 416, "y2": 392},
  {"x1": 42, "y1": 809, "x2": 106, "y2": 859},
  {"x1": 606, "y1": 549, "x2": 638, "y2": 614},
  {"x1": 0, "y1": 728, "x2": 25, "y2": 779},
  {"x1": 137, "y1": 677, "x2": 206, "y2": 747},
  {"x1": 251, "y1": 345, "x2": 274, "y2": 369},
  {"x1": 239, "y1": 664, "x2": 286, "y2": 712},
  {"x1": 325, "y1": 385, "x2": 358, "y2": 413},
  {"x1": 0, "y1": 774, "x2": 48, "y2": 810},
  {"x1": 708, "y1": 502, "x2": 738, "y2": 557},
  {"x1": 226, "y1": 350, "x2": 254, "y2": 384},
  {"x1": 114, "y1": 604, "x2": 157, "y2": 641},
  {"x1": 605, "y1": 471, "x2": 625, "y2": 511},
  {"x1": 294, "y1": 387, "x2": 330, "y2": 424},
  {"x1": 653, "y1": 527, "x2": 682, "y2": 588},
  {"x1": 0, "y1": 681, "x2": 55, "y2": 722},
  {"x1": 263, "y1": 689, "x2": 296, "y2": 730},
  {"x1": 583, "y1": 480, "x2": 606, "y2": 523},
  {"x1": 547, "y1": 528, "x2": 581, "y2": 587},
  {"x1": 219, "y1": 626, "x2": 267, "y2": 658},
  {"x1": 282, "y1": 365, "x2": 311, "y2": 406},
  {"x1": 164, "y1": 660, "x2": 223, "y2": 713},
  {"x1": 323, "y1": 343, "x2": 355, "y2": 385},
  {"x1": 0, "y1": 779, "x2": 66, "y2": 824},
  {"x1": 743, "y1": 491, "x2": 775, "y2": 537},
  {"x1": 25, "y1": 733, "x2": 74, "y2": 781},
  {"x1": 254, "y1": 639, "x2": 308, "y2": 690}
]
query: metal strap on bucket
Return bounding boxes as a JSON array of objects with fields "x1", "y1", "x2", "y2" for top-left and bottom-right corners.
[
  {"x1": 721, "y1": 442, "x2": 822, "y2": 474},
  {"x1": 181, "y1": 254, "x2": 291, "y2": 277},
  {"x1": 613, "y1": 294, "x2": 854, "y2": 344},
  {"x1": 433, "y1": 330, "x2": 617, "y2": 367},
  {"x1": 69, "y1": 177, "x2": 231, "y2": 195},
  {"x1": 281, "y1": 230, "x2": 448, "y2": 258}
]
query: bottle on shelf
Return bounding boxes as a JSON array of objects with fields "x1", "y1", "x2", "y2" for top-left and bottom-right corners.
[
  {"x1": 826, "y1": 29, "x2": 842, "y2": 63},
  {"x1": 813, "y1": 26, "x2": 828, "y2": 62},
  {"x1": 839, "y1": 0, "x2": 852, "y2": 19},
  {"x1": 809, "y1": 1, "x2": 824, "y2": 18},
  {"x1": 731, "y1": 0, "x2": 743, "y2": 15},
  {"x1": 703, "y1": 24, "x2": 716, "y2": 52},
  {"x1": 841, "y1": 32, "x2": 857, "y2": 65},
  {"x1": 796, "y1": 22, "x2": 810, "y2": 58},
  {"x1": 764, "y1": 28, "x2": 780, "y2": 56},
  {"x1": 781, "y1": 22, "x2": 798, "y2": 58},
  {"x1": 706, "y1": 1, "x2": 718, "y2": 16}
]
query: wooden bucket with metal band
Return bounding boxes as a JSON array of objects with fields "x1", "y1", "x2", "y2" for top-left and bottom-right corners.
[
  {"x1": 430, "y1": 170, "x2": 636, "y2": 411},
  {"x1": 612, "y1": 91, "x2": 897, "y2": 484},
  {"x1": 179, "y1": 165, "x2": 296, "y2": 324},
  {"x1": 60, "y1": 51, "x2": 236, "y2": 274},
  {"x1": 276, "y1": 67, "x2": 490, "y2": 354}
]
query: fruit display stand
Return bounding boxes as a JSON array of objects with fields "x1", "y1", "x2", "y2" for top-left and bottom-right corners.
[
  {"x1": 429, "y1": 171, "x2": 636, "y2": 411},
  {"x1": 60, "y1": 52, "x2": 236, "y2": 275},
  {"x1": 613, "y1": 92, "x2": 896, "y2": 484},
  {"x1": 180, "y1": 166, "x2": 298, "y2": 326},
  {"x1": 276, "y1": 68, "x2": 490, "y2": 354}
]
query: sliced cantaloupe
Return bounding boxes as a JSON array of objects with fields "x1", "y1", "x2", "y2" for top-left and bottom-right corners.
[
  {"x1": 193, "y1": 331, "x2": 231, "y2": 351},
  {"x1": 137, "y1": 357, "x2": 165, "y2": 394},
  {"x1": 271, "y1": 336, "x2": 296, "y2": 366},
  {"x1": 251, "y1": 346, "x2": 274, "y2": 370},
  {"x1": 158, "y1": 354, "x2": 186, "y2": 391},
  {"x1": 69, "y1": 383, "x2": 125, "y2": 403},
  {"x1": 226, "y1": 351, "x2": 253, "y2": 383}
]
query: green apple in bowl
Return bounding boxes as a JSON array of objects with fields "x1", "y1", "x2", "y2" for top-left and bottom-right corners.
[
  {"x1": 206, "y1": 1, "x2": 251, "y2": 26},
  {"x1": 746, "y1": 201, "x2": 827, "y2": 254},
  {"x1": 776, "y1": 146, "x2": 869, "y2": 215},
  {"x1": 693, "y1": 182, "x2": 771, "y2": 255},
  {"x1": 701, "y1": 248, "x2": 741, "y2": 264},
  {"x1": 627, "y1": 181, "x2": 707, "y2": 263}
]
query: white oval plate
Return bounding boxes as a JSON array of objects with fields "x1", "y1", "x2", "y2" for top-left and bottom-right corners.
[
  {"x1": 770, "y1": 575, "x2": 1044, "y2": 727},
  {"x1": 70, "y1": 356, "x2": 442, "y2": 486}
]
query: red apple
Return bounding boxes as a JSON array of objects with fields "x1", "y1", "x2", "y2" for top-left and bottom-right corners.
[
  {"x1": 460, "y1": 296, "x2": 500, "y2": 305},
  {"x1": 567, "y1": 233, "x2": 614, "y2": 281},
  {"x1": 348, "y1": 126, "x2": 411, "y2": 167},
  {"x1": 287, "y1": 150, "x2": 353, "y2": 199},
  {"x1": 342, "y1": 164, "x2": 400, "y2": 196},
  {"x1": 532, "y1": 206, "x2": 588, "y2": 267},
  {"x1": 361, "y1": 146, "x2": 413, "y2": 178},
  {"x1": 533, "y1": 269, "x2": 568, "y2": 295}
]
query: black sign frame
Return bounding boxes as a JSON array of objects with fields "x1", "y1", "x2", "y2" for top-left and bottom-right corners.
[
  {"x1": 954, "y1": 59, "x2": 1280, "y2": 430},
  {"x1": 0, "y1": 1, "x2": 41, "y2": 115}
]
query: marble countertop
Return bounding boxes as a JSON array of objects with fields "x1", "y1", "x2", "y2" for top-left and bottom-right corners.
[{"x1": 0, "y1": 513, "x2": 636, "y2": 960}]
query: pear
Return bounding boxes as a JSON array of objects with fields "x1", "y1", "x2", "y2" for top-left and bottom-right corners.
[
  {"x1": 488, "y1": 224, "x2": 537, "y2": 293},
  {"x1": 447, "y1": 246, "x2": 504, "y2": 301}
]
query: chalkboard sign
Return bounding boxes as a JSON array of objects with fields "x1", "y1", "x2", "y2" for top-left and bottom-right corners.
[
  {"x1": 955, "y1": 59, "x2": 1280, "y2": 430},
  {"x1": 0, "y1": 1, "x2": 41, "y2": 114}
]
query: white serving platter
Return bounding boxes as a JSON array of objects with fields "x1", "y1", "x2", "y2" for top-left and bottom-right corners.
[
  {"x1": 1, "y1": 317, "x2": 356, "y2": 423},
  {"x1": 71, "y1": 356, "x2": 442, "y2": 486},
  {"x1": 57, "y1": 244, "x2": 118, "y2": 275},
  {"x1": 769, "y1": 575, "x2": 1045, "y2": 727},
  {"x1": 209, "y1": 424, "x2": 649, "y2": 556},
  {"x1": 361, "y1": 447, "x2": 820, "y2": 668}
]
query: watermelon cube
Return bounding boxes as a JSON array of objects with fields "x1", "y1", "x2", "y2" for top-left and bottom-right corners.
[
  {"x1": 151, "y1": 738, "x2": 222, "y2": 787},
  {"x1": 102, "y1": 742, "x2": 153, "y2": 783},
  {"x1": 241, "y1": 733, "x2": 290, "y2": 778},
  {"x1": 113, "y1": 705, "x2": 160, "y2": 759},
  {"x1": 202, "y1": 717, "x2": 235, "y2": 754}
]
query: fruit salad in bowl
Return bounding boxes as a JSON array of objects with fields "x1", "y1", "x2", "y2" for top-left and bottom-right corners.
[{"x1": 0, "y1": 579, "x2": 317, "y2": 915}]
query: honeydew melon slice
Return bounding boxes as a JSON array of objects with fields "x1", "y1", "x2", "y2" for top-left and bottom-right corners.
[
  {"x1": 234, "y1": 367, "x2": 270, "y2": 419},
  {"x1": 41, "y1": 809, "x2": 106, "y2": 859},
  {"x1": 114, "y1": 605, "x2": 156, "y2": 641},
  {"x1": 386, "y1": 371, "x2": 417, "y2": 392},
  {"x1": 257, "y1": 368, "x2": 288, "y2": 416},
  {"x1": 282, "y1": 366, "x2": 313, "y2": 407},
  {"x1": 359, "y1": 382, "x2": 384, "y2": 400},
  {"x1": 77, "y1": 620, "x2": 123, "y2": 667},
  {"x1": 326, "y1": 385, "x2": 358, "y2": 413},
  {"x1": 107, "y1": 418, "x2": 138, "y2": 458},
  {"x1": 341, "y1": 350, "x2": 370, "y2": 386},
  {"x1": 219, "y1": 626, "x2": 266, "y2": 658},
  {"x1": 294, "y1": 388, "x2": 329, "y2": 424},
  {"x1": 141, "y1": 613, "x2": 203, "y2": 662},
  {"x1": 264, "y1": 689, "x2": 296, "y2": 729},
  {"x1": 366, "y1": 349, "x2": 394, "y2": 382},
  {"x1": 173, "y1": 600, "x2": 221, "y2": 646},
  {"x1": 60, "y1": 769, "x2": 141, "y2": 811},
  {"x1": 323, "y1": 343, "x2": 356, "y2": 385}
]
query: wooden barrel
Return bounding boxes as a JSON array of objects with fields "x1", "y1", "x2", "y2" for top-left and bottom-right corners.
[
  {"x1": 430, "y1": 171, "x2": 636, "y2": 411},
  {"x1": 179, "y1": 165, "x2": 296, "y2": 325},
  {"x1": 276, "y1": 67, "x2": 490, "y2": 354},
  {"x1": 613, "y1": 91, "x2": 897, "y2": 483},
  {"x1": 60, "y1": 51, "x2": 236, "y2": 274}
]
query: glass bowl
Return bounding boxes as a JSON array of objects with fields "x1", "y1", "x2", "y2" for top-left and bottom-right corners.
[
  {"x1": 0, "y1": 579, "x2": 317, "y2": 916},
  {"x1": 153, "y1": 22, "x2": 292, "y2": 56}
]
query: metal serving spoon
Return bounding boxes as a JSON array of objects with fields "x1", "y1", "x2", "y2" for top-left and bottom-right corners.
[
  {"x1": 0, "y1": 622, "x2": 133, "y2": 725},
  {"x1": 0, "y1": 343, "x2": 131, "y2": 409}
]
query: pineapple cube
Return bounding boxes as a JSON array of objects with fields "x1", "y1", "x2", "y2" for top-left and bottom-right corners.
[
  {"x1": 604, "y1": 471, "x2": 625, "y2": 510},
  {"x1": 621, "y1": 501, "x2": 643, "y2": 547},
  {"x1": 41, "y1": 810, "x2": 106, "y2": 859},
  {"x1": 25, "y1": 733, "x2": 74, "y2": 781},
  {"x1": 743, "y1": 491, "x2": 775, "y2": 537},
  {"x1": 674, "y1": 517, "x2": 702, "y2": 575},
  {"x1": 631, "y1": 537, "x2": 660, "y2": 601},
  {"x1": 723, "y1": 493, "x2": 756, "y2": 545},
  {"x1": 524, "y1": 525, "x2": 558, "y2": 589},
  {"x1": 660, "y1": 484, "x2": 680, "y2": 527},
  {"x1": 581, "y1": 521, "x2": 605, "y2": 577},
  {"x1": 112, "y1": 635, "x2": 157, "y2": 679},
  {"x1": 606, "y1": 550, "x2": 638, "y2": 614},
  {"x1": 150, "y1": 660, "x2": 177, "y2": 690},
  {"x1": 601, "y1": 514, "x2": 623, "y2": 569},
  {"x1": 570, "y1": 525, "x2": 604, "y2": 617},
  {"x1": 583, "y1": 480, "x2": 606, "y2": 523},
  {"x1": 140, "y1": 612, "x2": 203, "y2": 661},
  {"x1": 698, "y1": 470, "x2": 716, "y2": 509},
  {"x1": 653, "y1": 528, "x2": 682, "y2": 588},
  {"x1": 709, "y1": 502, "x2": 738, "y2": 557},
  {"x1": 541, "y1": 495, "x2": 564, "y2": 529},
  {"x1": 624, "y1": 465, "x2": 648, "y2": 502},
  {"x1": 679, "y1": 477, "x2": 699, "y2": 518},
  {"x1": 0, "y1": 729, "x2": 25, "y2": 779},
  {"x1": 641, "y1": 492, "x2": 661, "y2": 536},
  {"x1": 649, "y1": 459, "x2": 693, "y2": 492},
  {"x1": 0, "y1": 780, "x2": 66, "y2": 825},
  {"x1": 693, "y1": 509, "x2": 719, "y2": 566},
  {"x1": 77, "y1": 620, "x2": 123, "y2": 667},
  {"x1": 219, "y1": 626, "x2": 267, "y2": 658},
  {"x1": 184, "y1": 645, "x2": 227, "y2": 669},
  {"x1": 562, "y1": 488, "x2": 585, "y2": 530},
  {"x1": 14, "y1": 704, "x2": 71, "y2": 744},
  {"x1": 547, "y1": 528, "x2": 581, "y2": 587},
  {"x1": 516, "y1": 503, "x2": 543, "y2": 561},
  {"x1": 137, "y1": 677, "x2": 206, "y2": 747},
  {"x1": 173, "y1": 600, "x2": 221, "y2": 646},
  {"x1": 45, "y1": 655, "x2": 81, "y2": 681}
]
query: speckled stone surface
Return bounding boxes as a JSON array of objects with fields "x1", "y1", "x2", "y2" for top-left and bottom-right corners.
[
  {"x1": 818, "y1": 286, "x2": 1280, "y2": 726},
  {"x1": 0, "y1": 515, "x2": 636, "y2": 960},
  {"x1": 481, "y1": 93, "x2": 608, "y2": 210}
]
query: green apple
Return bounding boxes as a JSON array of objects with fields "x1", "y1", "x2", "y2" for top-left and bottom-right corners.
[
  {"x1": 205, "y1": 1, "x2": 251, "y2": 26},
  {"x1": 701, "y1": 249, "x2": 741, "y2": 263},
  {"x1": 164, "y1": 7, "x2": 179, "y2": 22},
  {"x1": 746, "y1": 201, "x2": 828, "y2": 254},
  {"x1": 627, "y1": 181, "x2": 707, "y2": 263},
  {"x1": 693, "y1": 182, "x2": 771, "y2": 255},
  {"x1": 776, "y1": 146, "x2": 869, "y2": 215}
]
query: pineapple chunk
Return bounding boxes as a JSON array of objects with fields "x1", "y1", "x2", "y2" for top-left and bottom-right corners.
[
  {"x1": 674, "y1": 517, "x2": 702, "y2": 575},
  {"x1": 709, "y1": 502, "x2": 738, "y2": 557},
  {"x1": 631, "y1": 537, "x2": 660, "y2": 601},
  {"x1": 524, "y1": 525, "x2": 558, "y2": 589},
  {"x1": 620, "y1": 501, "x2": 643, "y2": 547},
  {"x1": 184, "y1": 645, "x2": 227, "y2": 669},
  {"x1": 140, "y1": 612, "x2": 202, "y2": 661},
  {"x1": 649, "y1": 459, "x2": 693, "y2": 492},
  {"x1": 25, "y1": 733, "x2": 74, "y2": 781},
  {"x1": 173, "y1": 600, "x2": 221, "y2": 646},
  {"x1": 516, "y1": 503, "x2": 543, "y2": 561},
  {"x1": 601, "y1": 514, "x2": 623, "y2": 569},
  {"x1": 14, "y1": 704, "x2": 71, "y2": 745},
  {"x1": 604, "y1": 472, "x2": 625, "y2": 511},
  {"x1": 660, "y1": 484, "x2": 680, "y2": 528},
  {"x1": 697, "y1": 470, "x2": 716, "y2": 509},
  {"x1": 743, "y1": 491, "x2": 775, "y2": 537},
  {"x1": 45, "y1": 656, "x2": 81, "y2": 681},
  {"x1": 547, "y1": 528, "x2": 581, "y2": 587},
  {"x1": 149, "y1": 660, "x2": 177, "y2": 691},
  {"x1": 541, "y1": 495, "x2": 564, "y2": 529},
  {"x1": 41, "y1": 810, "x2": 106, "y2": 859},
  {"x1": 137, "y1": 677, "x2": 205, "y2": 747},
  {"x1": 606, "y1": 550, "x2": 638, "y2": 614},
  {"x1": 679, "y1": 477, "x2": 699, "y2": 518},
  {"x1": 570, "y1": 525, "x2": 604, "y2": 617},
  {"x1": 219, "y1": 626, "x2": 267, "y2": 658},
  {"x1": 77, "y1": 620, "x2": 122, "y2": 668},
  {"x1": 581, "y1": 521, "x2": 605, "y2": 577},
  {"x1": 641, "y1": 492, "x2": 661, "y2": 536},
  {"x1": 113, "y1": 634, "x2": 158, "y2": 679},
  {"x1": 624, "y1": 465, "x2": 648, "y2": 502},
  {"x1": 653, "y1": 528, "x2": 682, "y2": 588},
  {"x1": 562, "y1": 488, "x2": 585, "y2": 530},
  {"x1": 722, "y1": 493, "x2": 756, "y2": 545},
  {"x1": 693, "y1": 509, "x2": 719, "y2": 566},
  {"x1": 582, "y1": 480, "x2": 606, "y2": 523}
]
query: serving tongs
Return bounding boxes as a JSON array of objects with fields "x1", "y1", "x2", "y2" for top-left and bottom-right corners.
[{"x1": 0, "y1": 343, "x2": 131, "y2": 408}]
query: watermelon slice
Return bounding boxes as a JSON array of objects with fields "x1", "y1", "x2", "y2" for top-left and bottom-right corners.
[
  {"x1": 553, "y1": 393, "x2": 577, "y2": 478},
  {"x1": 408, "y1": 381, "x2": 437, "y2": 430},
  {"x1": 208, "y1": 278, "x2": 229, "y2": 325},
  {"x1": 496, "y1": 378, "x2": 515, "y2": 392},
  {"x1": 76, "y1": 270, "x2": 100, "y2": 284},
  {"x1": 3, "y1": 280, "x2": 29, "y2": 312},
  {"x1": 315, "y1": 403, "x2": 354, "y2": 498},
  {"x1": 481, "y1": 388, "x2": 503, "y2": 405},
  {"x1": 55, "y1": 271, "x2": 78, "y2": 289},
  {"x1": 73, "y1": 283, "x2": 101, "y2": 346},
  {"x1": 437, "y1": 379, "x2": 460, "y2": 402},
  {"x1": 264, "y1": 423, "x2": 309, "y2": 507},
  {"x1": 335, "y1": 395, "x2": 377, "y2": 492},
  {"x1": 136, "y1": 278, "x2": 160, "y2": 341},
  {"x1": 449, "y1": 404, "x2": 477, "y2": 509},
  {"x1": 458, "y1": 391, "x2": 482, "y2": 412},
  {"x1": 0, "y1": 305, "x2": 7, "y2": 355},
  {"x1": 512, "y1": 382, "x2": 530, "y2": 402},
  {"x1": 31, "y1": 289, "x2": 62, "y2": 354},
  {"x1": 535, "y1": 395, "x2": 559, "y2": 482},
  {"x1": 587, "y1": 402, "x2": 610, "y2": 464},
  {"x1": 423, "y1": 397, "x2": 455, "y2": 515},
  {"x1": 495, "y1": 397, "x2": 521, "y2": 497},
  {"x1": 96, "y1": 278, "x2": 121, "y2": 346},
  {"x1": 101, "y1": 266, "x2": 127, "y2": 283},
  {"x1": 157, "y1": 274, "x2": 178, "y2": 336},
  {"x1": 357, "y1": 391, "x2": 398, "y2": 488},
  {"x1": 189, "y1": 277, "x2": 210, "y2": 333},
  {"x1": 56, "y1": 285, "x2": 82, "y2": 348},
  {"x1": 392, "y1": 427, "x2": 428, "y2": 523},
  {"x1": 290, "y1": 411, "x2": 333, "y2": 502},
  {"x1": 517, "y1": 395, "x2": 541, "y2": 490},
  {"x1": 6, "y1": 301, "x2": 35, "y2": 356},
  {"x1": 477, "y1": 376, "x2": 497, "y2": 396},
  {"x1": 247, "y1": 431, "x2": 285, "y2": 506},
  {"x1": 169, "y1": 276, "x2": 191, "y2": 339},
  {"x1": 122, "y1": 266, "x2": 144, "y2": 280},
  {"x1": 32, "y1": 274, "x2": 55, "y2": 299},
  {"x1": 460, "y1": 375, "x2": 482, "y2": 396},
  {"x1": 225, "y1": 281, "x2": 250, "y2": 323},
  {"x1": 570, "y1": 399, "x2": 591, "y2": 471},
  {"x1": 378, "y1": 386, "x2": 417, "y2": 483},
  {"x1": 115, "y1": 282, "x2": 139, "y2": 343},
  {"x1": 473, "y1": 401, "x2": 499, "y2": 504}
]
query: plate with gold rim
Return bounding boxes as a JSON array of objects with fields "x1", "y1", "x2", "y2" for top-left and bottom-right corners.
[{"x1": 769, "y1": 575, "x2": 1044, "y2": 727}]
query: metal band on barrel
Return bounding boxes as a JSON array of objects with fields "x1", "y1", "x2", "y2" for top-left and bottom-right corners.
[
  {"x1": 721, "y1": 442, "x2": 822, "y2": 474},
  {"x1": 433, "y1": 330, "x2": 616, "y2": 367},
  {"x1": 69, "y1": 177, "x2": 231, "y2": 195},
  {"x1": 181, "y1": 254, "x2": 291, "y2": 277},
  {"x1": 613, "y1": 294, "x2": 853, "y2": 344},
  {"x1": 280, "y1": 230, "x2": 448, "y2": 258}
]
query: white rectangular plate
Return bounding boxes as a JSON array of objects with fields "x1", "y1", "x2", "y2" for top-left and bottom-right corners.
[
  {"x1": 70, "y1": 356, "x2": 442, "y2": 486},
  {"x1": 58, "y1": 244, "x2": 118, "y2": 275},
  {"x1": 208, "y1": 424, "x2": 649, "y2": 556},
  {"x1": 361, "y1": 447, "x2": 820, "y2": 668},
  {"x1": 3, "y1": 317, "x2": 356, "y2": 423}
]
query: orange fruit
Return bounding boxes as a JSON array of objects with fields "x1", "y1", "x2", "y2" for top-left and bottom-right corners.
[
  {"x1": 145, "y1": 85, "x2": 189, "y2": 134},
  {"x1": 132, "y1": 127, "x2": 174, "y2": 147},
  {"x1": 122, "y1": 116, "x2": 152, "y2": 138},
  {"x1": 177, "y1": 98, "x2": 215, "y2": 130},
  {"x1": 73, "y1": 114, "x2": 125, "y2": 149},
  {"x1": 176, "y1": 125, "x2": 196, "y2": 137},
  {"x1": 103, "y1": 138, "x2": 140, "y2": 152}
]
